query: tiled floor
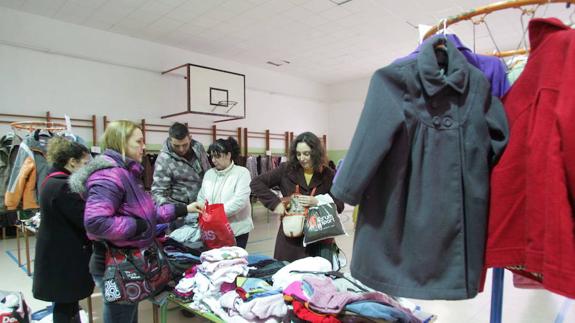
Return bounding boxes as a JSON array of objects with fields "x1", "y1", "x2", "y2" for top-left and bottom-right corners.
[{"x1": 1, "y1": 203, "x2": 573, "y2": 322}]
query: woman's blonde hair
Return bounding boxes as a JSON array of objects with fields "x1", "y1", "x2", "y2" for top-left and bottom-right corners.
[{"x1": 100, "y1": 120, "x2": 140, "y2": 157}]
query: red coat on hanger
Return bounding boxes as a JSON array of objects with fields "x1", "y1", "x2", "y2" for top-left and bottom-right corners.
[{"x1": 485, "y1": 18, "x2": 575, "y2": 298}]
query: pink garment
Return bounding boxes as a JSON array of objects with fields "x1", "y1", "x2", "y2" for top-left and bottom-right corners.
[
  {"x1": 283, "y1": 281, "x2": 309, "y2": 302},
  {"x1": 184, "y1": 265, "x2": 198, "y2": 278},
  {"x1": 221, "y1": 282, "x2": 237, "y2": 294},
  {"x1": 304, "y1": 276, "x2": 401, "y2": 314},
  {"x1": 238, "y1": 293, "x2": 287, "y2": 320}
]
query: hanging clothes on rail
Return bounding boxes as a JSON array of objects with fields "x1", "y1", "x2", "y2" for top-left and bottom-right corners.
[
  {"x1": 4, "y1": 130, "x2": 52, "y2": 210},
  {"x1": 0, "y1": 133, "x2": 16, "y2": 212},
  {"x1": 396, "y1": 34, "x2": 510, "y2": 98},
  {"x1": 142, "y1": 153, "x2": 158, "y2": 191},
  {"x1": 485, "y1": 18, "x2": 575, "y2": 299},
  {"x1": 0, "y1": 133, "x2": 19, "y2": 228},
  {"x1": 331, "y1": 36, "x2": 509, "y2": 300}
]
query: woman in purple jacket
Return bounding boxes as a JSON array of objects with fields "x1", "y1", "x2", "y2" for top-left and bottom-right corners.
[{"x1": 70, "y1": 120, "x2": 194, "y2": 323}]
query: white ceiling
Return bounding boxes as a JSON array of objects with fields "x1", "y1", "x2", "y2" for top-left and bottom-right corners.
[{"x1": 1, "y1": 0, "x2": 574, "y2": 84}]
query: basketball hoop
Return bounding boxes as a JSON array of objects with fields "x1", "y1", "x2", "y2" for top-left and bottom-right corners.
[{"x1": 211, "y1": 100, "x2": 238, "y2": 113}]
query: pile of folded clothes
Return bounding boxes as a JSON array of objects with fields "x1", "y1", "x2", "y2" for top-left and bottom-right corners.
[{"x1": 172, "y1": 249, "x2": 437, "y2": 322}]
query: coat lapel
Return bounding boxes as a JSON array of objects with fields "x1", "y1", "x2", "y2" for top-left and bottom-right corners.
[{"x1": 287, "y1": 166, "x2": 324, "y2": 195}]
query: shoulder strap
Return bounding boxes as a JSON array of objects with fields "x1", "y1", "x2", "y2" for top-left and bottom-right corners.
[{"x1": 41, "y1": 171, "x2": 68, "y2": 189}]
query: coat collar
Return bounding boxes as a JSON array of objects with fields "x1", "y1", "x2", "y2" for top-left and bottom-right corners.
[
  {"x1": 417, "y1": 36, "x2": 469, "y2": 97},
  {"x1": 287, "y1": 164, "x2": 324, "y2": 191},
  {"x1": 214, "y1": 161, "x2": 235, "y2": 176},
  {"x1": 103, "y1": 149, "x2": 143, "y2": 177},
  {"x1": 529, "y1": 18, "x2": 571, "y2": 51},
  {"x1": 48, "y1": 166, "x2": 71, "y2": 176}
]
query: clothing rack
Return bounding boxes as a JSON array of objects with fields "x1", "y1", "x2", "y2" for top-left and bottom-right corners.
[
  {"x1": 424, "y1": 1, "x2": 575, "y2": 322},
  {"x1": 0, "y1": 112, "x2": 98, "y2": 144},
  {"x1": 10, "y1": 121, "x2": 66, "y2": 132},
  {"x1": 423, "y1": 0, "x2": 575, "y2": 58}
]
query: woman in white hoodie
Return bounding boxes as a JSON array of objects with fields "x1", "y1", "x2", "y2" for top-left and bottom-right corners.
[{"x1": 190, "y1": 137, "x2": 253, "y2": 248}]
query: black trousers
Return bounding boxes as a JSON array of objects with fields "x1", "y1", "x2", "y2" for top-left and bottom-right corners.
[{"x1": 53, "y1": 302, "x2": 81, "y2": 323}]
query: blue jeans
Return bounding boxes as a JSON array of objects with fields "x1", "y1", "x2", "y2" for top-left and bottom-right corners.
[{"x1": 93, "y1": 275, "x2": 138, "y2": 323}]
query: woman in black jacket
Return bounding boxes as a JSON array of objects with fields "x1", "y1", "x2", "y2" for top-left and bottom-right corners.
[{"x1": 32, "y1": 136, "x2": 92, "y2": 323}]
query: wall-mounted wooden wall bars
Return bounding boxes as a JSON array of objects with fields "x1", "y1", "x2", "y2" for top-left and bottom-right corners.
[{"x1": 103, "y1": 115, "x2": 327, "y2": 157}]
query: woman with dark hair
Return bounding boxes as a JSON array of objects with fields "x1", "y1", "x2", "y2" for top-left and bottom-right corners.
[
  {"x1": 32, "y1": 136, "x2": 92, "y2": 323},
  {"x1": 250, "y1": 132, "x2": 344, "y2": 262},
  {"x1": 190, "y1": 137, "x2": 253, "y2": 248}
]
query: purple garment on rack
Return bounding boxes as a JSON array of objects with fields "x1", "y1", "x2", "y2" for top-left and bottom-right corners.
[{"x1": 395, "y1": 34, "x2": 510, "y2": 98}]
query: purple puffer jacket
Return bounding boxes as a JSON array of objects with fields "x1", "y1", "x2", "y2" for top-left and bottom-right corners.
[{"x1": 69, "y1": 149, "x2": 186, "y2": 249}]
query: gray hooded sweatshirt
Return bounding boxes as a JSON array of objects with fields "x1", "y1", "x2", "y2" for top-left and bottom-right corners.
[{"x1": 151, "y1": 138, "x2": 210, "y2": 206}]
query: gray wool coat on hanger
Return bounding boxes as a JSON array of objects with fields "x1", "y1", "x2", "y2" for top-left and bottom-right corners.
[{"x1": 331, "y1": 37, "x2": 509, "y2": 300}]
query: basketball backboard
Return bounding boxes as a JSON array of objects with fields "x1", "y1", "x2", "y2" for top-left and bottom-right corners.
[{"x1": 161, "y1": 63, "x2": 245, "y2": 122}]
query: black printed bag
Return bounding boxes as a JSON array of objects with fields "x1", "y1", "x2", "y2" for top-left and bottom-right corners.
[{"x1": 303, "y1": 203, "x2": 346, "y2": 246}]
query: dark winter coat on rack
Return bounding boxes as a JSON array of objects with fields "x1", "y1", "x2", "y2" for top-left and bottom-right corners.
[
  {"x1": 331, "y1": 36, "x2": 509, "y2": 300},
  {"x1": 32, "y1": 167, "x2": 94, "y2": 302},
  {"x1": 250, "y1": 163, "x2": 344, "y2": 262}
]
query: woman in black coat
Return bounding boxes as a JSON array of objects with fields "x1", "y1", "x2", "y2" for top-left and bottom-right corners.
[
  {"x1": 250, "y1": 132, "x2": 344, "y2": 262},
  {"x1": 32, "y1": 136, "x2": 92, "y2": 323}
]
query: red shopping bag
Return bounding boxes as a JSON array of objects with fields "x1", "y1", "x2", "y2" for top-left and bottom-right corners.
[{"x1": 199, "y1": 202, "x2": 236, "y2": 249}]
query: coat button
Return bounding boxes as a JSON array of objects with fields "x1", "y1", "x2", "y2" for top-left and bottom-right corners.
[
  {"x1": 443, "y1": 117, "x2": 453, "y2": 127},
  {"x1": 432, "y1": 116, "x2": 441, "y2": 128}
]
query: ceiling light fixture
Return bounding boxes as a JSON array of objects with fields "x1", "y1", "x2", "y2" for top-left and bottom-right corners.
[{"x1": 329, "y1": 0, "x2": 353, "y2": 5}]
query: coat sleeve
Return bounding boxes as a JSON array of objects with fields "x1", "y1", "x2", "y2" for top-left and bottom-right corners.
[
  {"x1": 485, "y1": 95, "x2": 510, "y2": 166},
  {"x1": 330, "y1": 68, "x2": 405, "y2": 205},
  {"x1": 5, "y1": 157, "x2": 39, "y2": 210},
  {"x1": 328, "y1": 188, "x2": 344, "y2": 214},
  {"x1": 557, "y1": 57, "x2": 575, "y2": 204},
  {"x1": 151, "y1": 153, "x2": 176, "y2": 206},
  {"x1": 84, "y1": 171, "x2": 140, "y2": 241},
  {"x1": 223, "y1": 167, "x2": 251, "y2": 217},
  {"x1": 250, "y1": 164, "x2": 285, "y2": 211},
  {"x1": 154, "y1": 203, "x2": 185, "y2": 224}
]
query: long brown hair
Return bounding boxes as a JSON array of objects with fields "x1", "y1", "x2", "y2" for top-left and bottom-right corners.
[{"x1": 287, "y1": 132, "x2": 327, "y2": 172}]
